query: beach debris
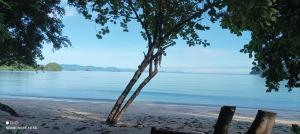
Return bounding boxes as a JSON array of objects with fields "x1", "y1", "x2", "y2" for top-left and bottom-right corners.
[
  {"x1": 75, "y1": 126, "x2": 88, "y2": 131},
  {"x1": 0, "y1": 102, "x2": 19, "y2": 117},
  {"x1": 151, "y1": 127, "x2": 193, "y2": 134},
  {"x1": 134, "y1": 121, "x2": 144, "y2": 129},
  {"x1": 101, "y1": 129, "x2": 112, "y2": 134},
  {"x1": 52, "y1": 126, "x2": 59, "y2": 130}
]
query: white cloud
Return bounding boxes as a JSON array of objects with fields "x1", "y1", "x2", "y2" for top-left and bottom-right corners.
[{"x1": 64, "y1": 6, "x2": 77, "y2": 17}]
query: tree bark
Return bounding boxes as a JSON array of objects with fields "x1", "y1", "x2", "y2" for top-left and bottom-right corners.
[
  {"x1": 213, "y1": 106, "x2": 236, "y2": 134},
  {"x1": 106, "y1": 60, "x2": 149, "y2": 124},
  {"x1": 247, "y1": 110, "x2": 277, "y2": 134},
  {"x1": 112, "y1": 70, "x2": 158, "y2": 123},
  {"x1": 0, "y1": 102, "x2": 19, "y2": 116},
  {"x1": 105, "y1": 49, "x2": 155, "y2": 124}
]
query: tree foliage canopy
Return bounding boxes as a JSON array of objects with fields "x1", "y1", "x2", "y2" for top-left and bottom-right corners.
[
  {"x1": 0, "y1": 0, "x2": 71, "y2": 66},
  {"x1": 220, "y1": 0, "x2": 300, "y2": 91},
  {"x1": 69, "y1": 0, "x2": 299, "y2": 92},
  {"x1": 68, "y1": 0, "x2": 221, "y2": 52}
]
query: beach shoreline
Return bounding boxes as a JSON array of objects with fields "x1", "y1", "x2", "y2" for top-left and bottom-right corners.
[{"x1": 0, "y1": 98, "x2": 298, "y2": 133}]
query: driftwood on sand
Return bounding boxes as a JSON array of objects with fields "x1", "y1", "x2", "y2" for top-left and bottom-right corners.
[
  {"x1": 0, "y1": 102, "x2": 19, "y2": 116},
  {"x1": 151, "y1": 127, "x2": 193, "y2": 134}
]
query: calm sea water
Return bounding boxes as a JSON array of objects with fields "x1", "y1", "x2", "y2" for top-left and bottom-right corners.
[{"x1": 0, "y1": 71, "x2": 299, "y2": 111}]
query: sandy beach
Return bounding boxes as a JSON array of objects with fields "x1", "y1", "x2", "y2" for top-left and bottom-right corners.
[{"x1": 0, "y1": 98, "x2": 299, "y2": 134}]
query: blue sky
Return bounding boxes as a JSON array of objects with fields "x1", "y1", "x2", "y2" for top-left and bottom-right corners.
[{"x1": 39, "y1": 5, "x2": 253, "y2": 73}]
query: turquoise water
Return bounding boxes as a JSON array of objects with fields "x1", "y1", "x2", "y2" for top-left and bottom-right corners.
[{"x1": 0, "y1": 71, "x2": 299, "y2": 111}]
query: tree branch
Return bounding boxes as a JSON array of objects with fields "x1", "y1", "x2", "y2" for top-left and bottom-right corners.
[
  {"x1": 157, "y1": 0, "x2": 165, "y2": 46},
  {"x1": 128, "y1": 0, "x2": 152, "y2": 42},
  {"x1": 149, "y1": 59, "x2": 153, "y2": 75},
  {"x1": 152, "y1": 0, "x2": 165, "y2": 47},
  {"x1": 163, "y1": 0, "x2": 216, "y2": 41},
  {"x1": 154, "y1": 52, "x2": 159, "y2": 71}
]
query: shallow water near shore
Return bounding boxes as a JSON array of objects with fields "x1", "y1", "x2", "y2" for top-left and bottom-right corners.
[{"x1": 0, "y1": 71, "x2": 299, "y2": 112}]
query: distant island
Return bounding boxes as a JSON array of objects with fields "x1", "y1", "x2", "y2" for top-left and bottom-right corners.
[
  {"x1": 1, "y1": 63, "x2": 257, "y2": 74},
  {"x1": 60, "y1": 64, "x2": 135, "y2": 72},
  {"x1": 0, "y1": 62, "x2": 62, "y2": 71},
  {"x1": 45, "y1": 62, "x2": 62, "y2": 71},
  {"x1": 0, "y1": 63, "x2": 134, "y2": 72}
]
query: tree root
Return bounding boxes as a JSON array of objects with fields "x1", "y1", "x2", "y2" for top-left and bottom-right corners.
[{"x1": 0, "y1": 102, "x2": 19, "y2": 116}]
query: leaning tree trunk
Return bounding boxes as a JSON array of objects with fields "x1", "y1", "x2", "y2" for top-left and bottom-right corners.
[
  {"x1": 106, "y1": 49, "x2": 154, "y2": 124},
  {"x1": 213, "y1": 106, "x2": 236, "y2": 134},
  {"x1": 105, "y1": 0, "x2": 167, "y2": 125},
  {"x1": 106, "y1": 61, "x2": 149, "y2": 124},
  {"x1": 112, "y1": 69, "x2": 158, "y2": 123},
  {"x1": 105, "y1": 44, "x2": 162, "y2": 124},
  {"x1": 247, "y1": 110, "x2": 277, "y2": 134},
  {"x1": 0, "y1": 102, "x2": 19, "y2": 116}
]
